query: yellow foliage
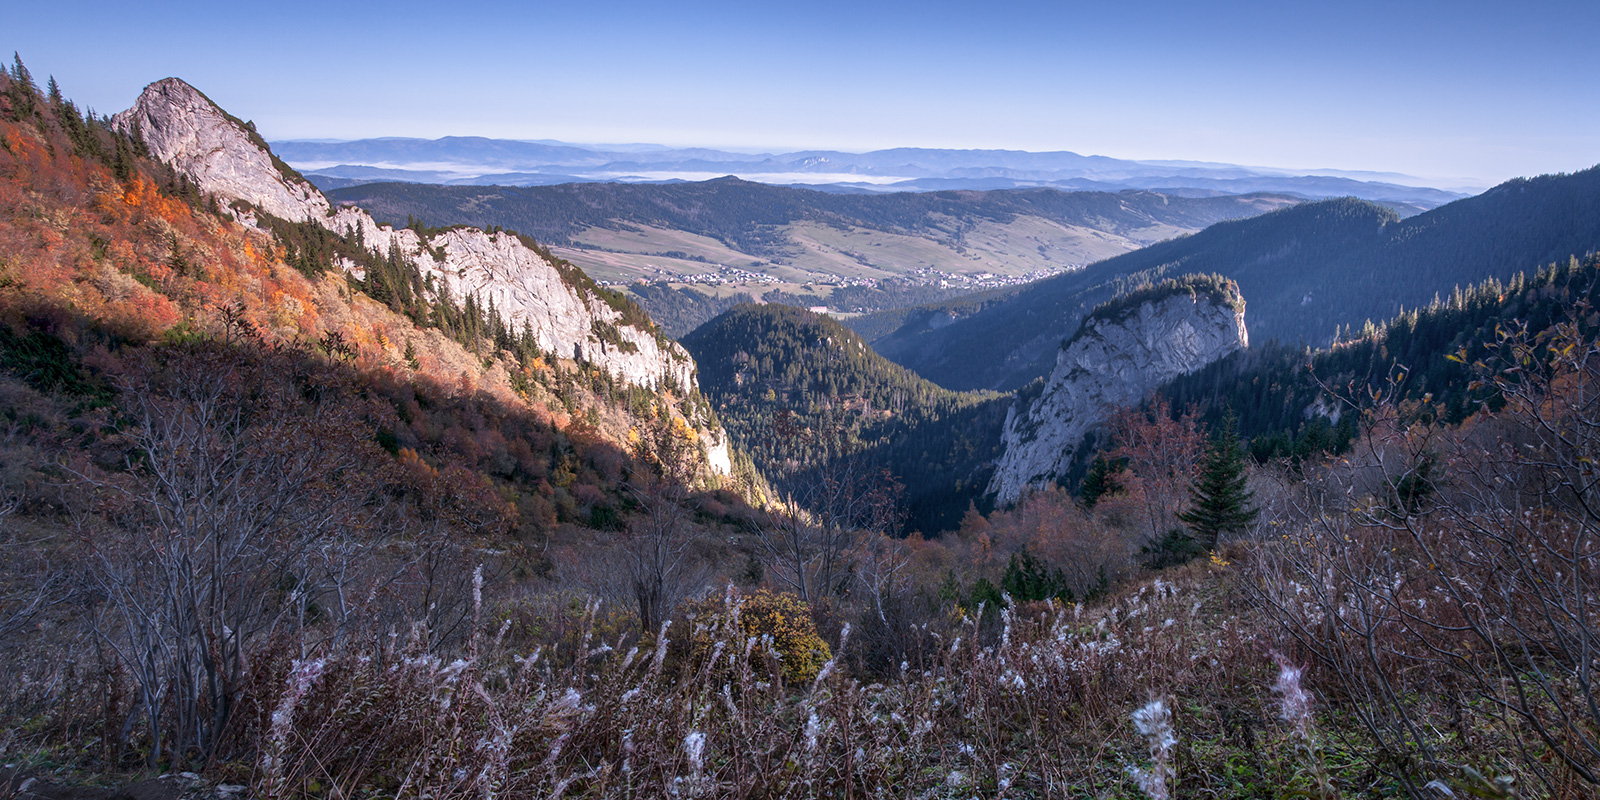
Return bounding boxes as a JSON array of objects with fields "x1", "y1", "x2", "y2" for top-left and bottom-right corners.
[
  {"x1": 690, "y1": 589, "x2": 830, "y2": 684},
  {"x1": 671, "y1": 415, "x2": 699, "y2": 443}
]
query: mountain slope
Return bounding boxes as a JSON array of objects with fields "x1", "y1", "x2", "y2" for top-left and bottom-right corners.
[
  {"x1": 681, "y1": 304, "x2": 1009, "y2": 533},
  {"x1": 0, "y1": 67, "x2": 734, "y2": 556},
  {"x1": 860, "y1": 167, "x2": 1600, "y2": 391},
  {"x1": 1151, "y1": 254, "x2": 1600, "y2": 466},
  {"x1": 113, "y1": 78, "x2": 708, "y2": 399}
]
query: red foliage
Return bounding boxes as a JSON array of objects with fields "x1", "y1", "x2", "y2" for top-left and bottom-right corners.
[{"x1": 1106, "y1": 396, "x2": 1205, "y2": 539}]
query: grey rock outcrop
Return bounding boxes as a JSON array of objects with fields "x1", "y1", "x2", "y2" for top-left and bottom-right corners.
[
  {"x1": 113, "y1": 79, "x2": 702, "y2": 396},
  {"x1": 112, "y1": 79, "x2": 332, "y2": 223},
  {"x1": 114, "y1": 77, "x2": 725, "y2": 472},
  {"x1": 988, "y1": 283, "x2": 1248, "y2": 505}
]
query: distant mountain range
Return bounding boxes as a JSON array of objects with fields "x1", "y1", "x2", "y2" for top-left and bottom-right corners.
[
  {"x1": 275, "y1": 136, "x2": 1468, "y2": 208},
  {"x1": 328, "y1": 177, "x2": 1297, "y2": 263}
]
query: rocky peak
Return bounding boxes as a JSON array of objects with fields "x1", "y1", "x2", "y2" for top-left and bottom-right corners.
[
  {"x1": 112, "y1": 78, "x2": 329, "y2": 222},
  {"x1": 113, "y1": 78, "x2": 728, "y2": 474},
  {"x1": 988, "y1": 276, "x2": 1248, "y2": 505}
]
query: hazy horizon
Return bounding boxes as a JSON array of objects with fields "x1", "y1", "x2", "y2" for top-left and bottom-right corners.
[
  {"x1": 10, "y1": 0, "x2": 1598, "y2": 187},
  {"x1": 270, "y1": 134, "x2": 1495, "y2": 191}
]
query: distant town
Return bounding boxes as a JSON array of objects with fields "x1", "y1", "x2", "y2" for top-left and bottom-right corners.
[{"x1": 597, "y1": 263, "x2": 1078, "y2": 291}]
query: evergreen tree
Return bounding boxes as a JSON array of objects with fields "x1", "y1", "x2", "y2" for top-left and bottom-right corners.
[
  {"x1": 7, "y1": 53, "x2": 36, "y2": 119},
  {"x1": 1079, "y1": 453, "x2": 1125, "y2": 510},
  {"x1": 11, "y1": 53, "x2": 33, "y2": 92},
  {"x1": 1178, "y1": 416, "x2": 1257, "y2": 550},
  {"x1": 168, "y1": 234, "x2": 189, "y2": 276}
]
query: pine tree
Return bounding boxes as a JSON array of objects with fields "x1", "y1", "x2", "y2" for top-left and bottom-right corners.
[
  {"x1": 1178, "y1": 416, "x2": 1257, "y2": 550},
  {"x1": 168, "y1": 234, "x2": 189, "y2": 276}
]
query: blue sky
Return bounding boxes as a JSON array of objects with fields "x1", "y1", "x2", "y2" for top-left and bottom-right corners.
[{"x1": 9, "y1": 0, "x2": 1597, "y2": 186}]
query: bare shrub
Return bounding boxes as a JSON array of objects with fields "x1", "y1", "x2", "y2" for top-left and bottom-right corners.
[
  {"x1": 757, "y1": 457, "x2": 902, "y2": 606},
  {"x1": 620, "y1": 412, "x2": 714, "y2": 631},
  {"x1": 1249, "y1": 313, "x2": 1600, "y2": 796},
  {"x1": 81, "y1": 342, "x2": 388, "y2": 765}
]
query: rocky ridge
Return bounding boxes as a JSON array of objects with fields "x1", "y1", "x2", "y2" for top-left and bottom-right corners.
[
  {"x1": 988, "y1": 280, "x2": 1248, "y2": 505},
  {"x1": 112, "y1": 78, "x2": 729, "y2": 474},
  {"x1": 112, "y1": 79, "x2": 696, "y2": 392}
]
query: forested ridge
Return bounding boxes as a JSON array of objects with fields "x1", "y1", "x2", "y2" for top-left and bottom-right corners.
[
  {"x1": 860, "y1": 171, "x2": 1600, "y2": 391},
  {"x1": 0, "y1": 56, "x2": 739, "y2": 568},
  {"x1": 682, "y1": 304, "x2": 1008, "y2": 533},
  {"x1": 328, "y1": 177, "x2": 1293, "y2": 256},
  {"x1": 1149, "y1": 253, "x2": 1600, "y2": 466}
]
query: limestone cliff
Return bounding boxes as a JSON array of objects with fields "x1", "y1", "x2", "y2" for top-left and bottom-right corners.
[
  {"x1": 113, "y1": 77, "x2": 728, "y2": 473},
  {"x1": 988, "y1": 277, "x2": 1248, "y2": 505},
  {"x1": 112, "y1": 78, "x2": 698, "y2": 393},
  {"x1": 111, "y1": 78, "x2": 331, "y2": 223}
]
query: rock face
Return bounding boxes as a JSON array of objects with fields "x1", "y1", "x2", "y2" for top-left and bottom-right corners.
[
  {"x1": 114, "y1": 77, "x2": 725, "y2": 472},
  {"x1": 988, "y1": 284, "x2": 1248, "y2": 505},
  {"x1": 112, "y1": 79, "x2": 332, "y2": 223},
  {"x1": 113, "y1": 78, "x2": 700, "y2": 392}
]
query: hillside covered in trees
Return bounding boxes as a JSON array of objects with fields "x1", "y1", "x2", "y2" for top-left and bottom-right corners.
[
  {"x1": 1147, "y1": 253, "x2": 1600, "y2": 466},
  {"x1": 861, "y1": 169, "x2": 1600, "y2": 391},
  {"x1": 682, "y1": 304, "x2": 1008, "y2": 533}
]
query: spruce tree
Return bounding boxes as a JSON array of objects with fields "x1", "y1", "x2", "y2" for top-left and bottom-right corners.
[
  {"x1": 8, "y1": 53, "x2": 37, "y2": 119},
  {"x1": 11, "y1": 53, "x2": 33, "y2": 92},
  {"x1": 1178, "y1": 416, "x2": 1257, "y2": 550},
  {"x1": 1080, "y1": 453, "x2": 1125, "y2": 510}
]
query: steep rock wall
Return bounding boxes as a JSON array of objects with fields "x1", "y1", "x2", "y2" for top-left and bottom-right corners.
[
  {"x1": 989, "y1": 288, "x2": 1248, "y2": 505},
  {"x1": 114, "y1": 77, "x2": 722, "y2": 469},
  {"x1": 114, "y1": 79, "x2": 699, "y2": 393}
]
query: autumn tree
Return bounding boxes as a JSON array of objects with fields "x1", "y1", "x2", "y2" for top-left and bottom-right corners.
[{"x1": 1106, "y1": 396, "x2": 1205, "y2": 541}]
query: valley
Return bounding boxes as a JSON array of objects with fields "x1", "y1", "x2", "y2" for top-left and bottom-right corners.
[
  {"x1": 4, "y1": 52, "x2": 1600, "y2": 800},
  {"x1": 855, "y1": 171, "x2": 1600, "y2": 391},
  {"x1": 327, "y1": 178, "x2": 1299, "y2": 333}
]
